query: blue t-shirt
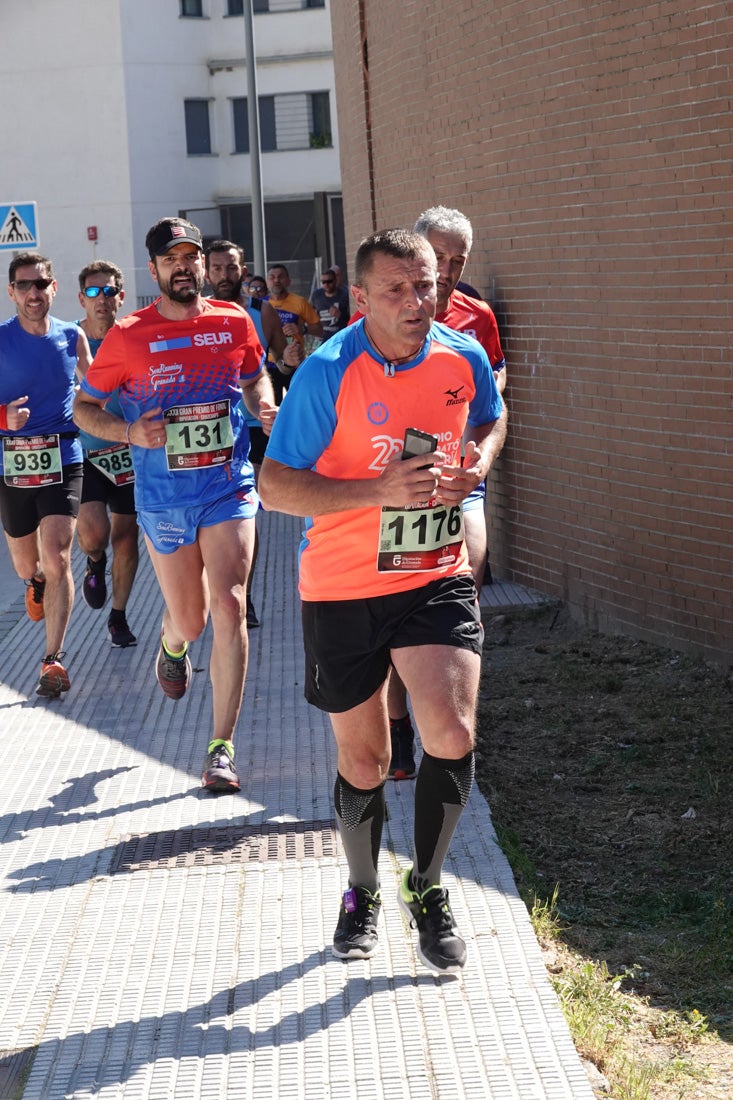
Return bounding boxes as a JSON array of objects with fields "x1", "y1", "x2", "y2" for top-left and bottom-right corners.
[
  {"x1": 75, "y1": 327, "x2": 125, "y2": 453},
  {"x1": 0, "y1": 315, "x2": 82, "y2": 466}
]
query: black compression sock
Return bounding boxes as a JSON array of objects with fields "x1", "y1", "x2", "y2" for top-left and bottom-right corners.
[
  {"x1": 412, "y1": 750, "x2": 475, "y2": 893},
  {"x1": 334, "y1": 772, "x2": 385, "y2": 894}
]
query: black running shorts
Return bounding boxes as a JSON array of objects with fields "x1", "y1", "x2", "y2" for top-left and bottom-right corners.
[
  {"x1": 247, "y1": 426, "x2": 268, "y2": 467},
  {"x1": 301, "y1": 573, "x2": 483, "y2": 713},
  {"x1": 0, "y1": 463, "x2": 83, "y2": 539},
  {"x1": 80, "y1": 457, "x2": 137, "y2": 515}
]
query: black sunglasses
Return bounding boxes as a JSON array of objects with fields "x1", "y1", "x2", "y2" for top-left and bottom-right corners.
[
  {"x1": 12, "y1": 277, "x2": 53, "y2": 292},
  {"x1": 83, "y1": 286, "x2": 120, "y2": 299}
]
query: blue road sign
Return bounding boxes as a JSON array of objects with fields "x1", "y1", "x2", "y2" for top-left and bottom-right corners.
[{"x1": 0, "y1": 202, "x2": 39, "y2": 251}]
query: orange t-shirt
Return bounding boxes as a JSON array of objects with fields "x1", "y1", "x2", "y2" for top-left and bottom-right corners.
[{"x1": 265, "y1": 319, "x2": 503, "y2": 601}]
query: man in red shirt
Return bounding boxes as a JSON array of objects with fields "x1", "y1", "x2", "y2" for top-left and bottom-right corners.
[
  {"x1": 387, "y1": 206, "x2": 508, "y2": 779},
  {"x1": 75, "y1": 218, "x2": 276, "y2": 794}
]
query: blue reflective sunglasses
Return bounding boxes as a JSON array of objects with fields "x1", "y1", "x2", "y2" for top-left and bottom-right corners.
[{"x1": 83, "y1": 285, "x2": 119, "y2": 299}]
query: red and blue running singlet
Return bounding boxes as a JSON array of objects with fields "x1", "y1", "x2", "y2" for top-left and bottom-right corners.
[{"x1": 80, "y1": 300, "x2": 265, "y2": 512}]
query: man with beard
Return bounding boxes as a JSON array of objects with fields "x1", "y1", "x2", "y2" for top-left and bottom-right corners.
[
  {"x1": 204, "y1": 239, "x2": 301, "y2": 626},
  {"x1": 310, "y1": 267, "x2": 350, "y2": 340},
  {"x1": 204, "y1": 239, "x2": 297, "y2": 380},
  {"x1": 204, "y1": 239, "x2": 302, "y2": 416},
  {"x1": 265, "y1": 263, "x2": 323, "y2": 403},
  {"x1": 74, "y1": 218, "x2": 276, "y2": 794}
]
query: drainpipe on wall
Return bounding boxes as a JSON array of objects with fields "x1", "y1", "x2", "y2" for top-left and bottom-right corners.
[{"x1": 358, "y1": 0, "x2": 377, "y2": 232}]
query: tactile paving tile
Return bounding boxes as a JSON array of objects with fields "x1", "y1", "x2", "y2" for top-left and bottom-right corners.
[{"x1": 0, "y1": 512, "x2": 594, "y2": 1099}]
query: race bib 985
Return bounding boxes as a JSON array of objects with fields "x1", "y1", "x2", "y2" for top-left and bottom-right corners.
[{"x1": 87, "y1": 443, "x2": 134, "y2": 486}]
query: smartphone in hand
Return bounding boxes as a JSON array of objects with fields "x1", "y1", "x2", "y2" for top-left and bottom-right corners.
[{"x1": 402, "y1": 427, "x2": 438, "y2": 461}]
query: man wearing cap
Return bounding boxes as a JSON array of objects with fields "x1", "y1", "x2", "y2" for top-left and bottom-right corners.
[
  {"x1": 310, "y1": 268, "x2": 350, "y2": 341},
  {"x1": 74, "y1": 217, "x2": 276, "y2": 794}
]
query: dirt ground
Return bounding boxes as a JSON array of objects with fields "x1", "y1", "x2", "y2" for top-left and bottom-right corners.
[{"x1": 474, "y1": 602, "x2": 732, "y2": 1099}]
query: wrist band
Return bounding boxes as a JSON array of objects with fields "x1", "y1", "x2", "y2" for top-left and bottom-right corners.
[
  {"x1": 125, "y1": 421, "x2": 133, "y2": 445},
  {"x1": 0, "y1": 405, "x2": 7, "y2": 431}
]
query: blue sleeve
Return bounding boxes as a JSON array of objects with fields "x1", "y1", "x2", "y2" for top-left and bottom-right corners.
[
  {"x1": 431, "y1": 322, "x2": 503, "y2": 426},
  {"x1": 467, "y1": 351, "x2": 504, "y2": 427},
  {"x1": 79, "y1": 375, "x2": 114, "y2": 402}
]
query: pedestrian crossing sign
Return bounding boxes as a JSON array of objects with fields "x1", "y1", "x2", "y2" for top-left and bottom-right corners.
[{"x1": 0, "y1": 202, "x2": 39, "y2": 252}]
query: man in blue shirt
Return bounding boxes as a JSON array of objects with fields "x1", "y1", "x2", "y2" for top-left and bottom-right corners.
[{"x1": 0, "y1": 252, "x2": 93, "y2": 697}]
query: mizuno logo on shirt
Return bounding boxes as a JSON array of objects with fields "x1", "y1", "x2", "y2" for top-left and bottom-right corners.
[
  {"x1": 148, "y1": 336, "x2": 193, "y2": 353},
  {"x1": 445, "y1": 386, "x2": 467, "y2": 406}
]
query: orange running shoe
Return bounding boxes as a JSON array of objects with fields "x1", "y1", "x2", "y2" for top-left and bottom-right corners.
[
  {"x1": 36, "y1": 653, "x2": 71, "y2": 698},
  {"x1": 25, "y1": 576, "x2": 46, "y2": 622}
]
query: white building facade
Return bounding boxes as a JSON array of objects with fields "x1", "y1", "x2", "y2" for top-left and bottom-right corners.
[{"x1": 0, "y1": 0, "x2": 342, "y2": 321}]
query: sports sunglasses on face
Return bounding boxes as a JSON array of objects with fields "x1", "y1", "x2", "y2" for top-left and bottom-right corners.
[
  {"x1": 11, "y1": 278, "x2": 53, "y2": 292},
  {"x1": 83, "y1": 285, "x2": 120, "y2": 298}
]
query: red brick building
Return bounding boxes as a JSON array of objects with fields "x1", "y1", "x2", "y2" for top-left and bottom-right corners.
[{"x1": 330, "y1": 1, "x2": 732, "y2": 663}]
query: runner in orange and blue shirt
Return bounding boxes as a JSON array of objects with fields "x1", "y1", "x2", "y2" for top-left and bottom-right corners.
[
  {"x1": 268, "y1": 317, "x2": 502, "y2": 602},
  {"x1": 260, "y1": 228, "x2": 507, "y2": 975},
  {"x1": 349, "y1": 207, "x2": 508, "y2": 778},
  {"x1": 349, "y1": 216, "x2": 506, "y2": 587},
  {"x1": 74, "y1": 217, "x2": 276, "y2": 796}
]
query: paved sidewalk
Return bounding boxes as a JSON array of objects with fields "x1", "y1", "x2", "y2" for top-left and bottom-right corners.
[{"x1": 0, "y1": 512, "x2": 594, "y2": 1099}]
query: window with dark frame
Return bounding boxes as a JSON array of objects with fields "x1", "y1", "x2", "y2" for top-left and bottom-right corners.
[
  {"x1": 232, "y1": 98, "x2": 250, "y2": 153},
  {"x1": 180, "y1": 0, "x2": 204, "y2": 16},
  {"x1": 245, "y1": 1, "x2": 326, "y2": 11},
  {"x1": 309, "y1": 90, "x2": 331, "y2": 147},
  {"x1": 230, "y1": 92, "x2": 332, "y2": 153},
  {"x1": 259, "y1": 95, "x2": 277, "y2": 151},
  {"x1": 231, "y1": 97, "x2": 276, "y2": 154},
  {"x1": 184, "y1": 99, "x2": 212, "y2": 155}
]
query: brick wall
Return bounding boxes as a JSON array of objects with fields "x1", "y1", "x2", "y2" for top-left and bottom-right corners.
[{"x1": 331, "y1": 1, "x2": 733, "y2": 663}]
